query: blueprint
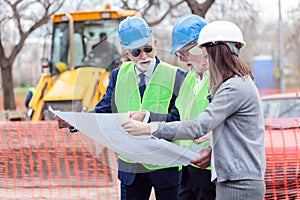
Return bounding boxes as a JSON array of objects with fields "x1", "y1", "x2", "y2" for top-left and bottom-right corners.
[{"x1": 50, "y1": 108, "x2": 199, "y2": 166}]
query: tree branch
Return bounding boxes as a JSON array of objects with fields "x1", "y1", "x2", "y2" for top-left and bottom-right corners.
[
  {"x1": 145, "y1": 0, "x2": 185, "y2": 26},
  {"x1": 184, "y1": 0, "x2": 215, "y2": 17},
  {"x1": 1, "y1": 0, "x2": 65, "y2": 68}
]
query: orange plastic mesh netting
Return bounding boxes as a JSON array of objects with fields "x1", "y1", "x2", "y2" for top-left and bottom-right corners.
[
  {"x1": 0, "y1": 121, "x2": 119, "y2": 200},
  {"x1": 0, "y1": 119, "x2": 299, "y2": 199},
  {"x1": 264, "y1": 118, "x2": 300, "y2": 199}
]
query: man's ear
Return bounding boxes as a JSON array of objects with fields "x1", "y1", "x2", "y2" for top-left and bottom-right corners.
[
  {"x1": 123, "y1": 49, "x2": 130, "y2": 59},
  {"x1": 153, "y1": 39, "x2": 158, "y2": 47}
]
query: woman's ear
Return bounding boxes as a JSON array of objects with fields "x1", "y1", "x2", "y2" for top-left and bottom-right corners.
[{"x1": 235, "y1": 43, "x2": 242, "y2": 49}]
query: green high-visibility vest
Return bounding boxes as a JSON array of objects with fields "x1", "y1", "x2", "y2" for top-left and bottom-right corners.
[
  {"x1": 175, "y1": 72, "x2": 211, "y2": 170},
  {"x1": 115, "y1": 61, "x2": 178, "y2": 170},
  {"x1": 29, "y1": 87, "x2": 36, "y2": 93}
]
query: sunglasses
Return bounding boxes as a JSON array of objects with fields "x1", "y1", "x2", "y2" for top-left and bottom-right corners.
[{"x1": 131, "y1": 46, "x2": 153, "y2": 57}]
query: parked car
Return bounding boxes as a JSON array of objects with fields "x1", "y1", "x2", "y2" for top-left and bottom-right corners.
[
  {"x1": 261, "y1": 92, "x2": 300, "y2": 199},
  {"x1": 262, "y1": 92, "x2": 300, "y2": 119}
]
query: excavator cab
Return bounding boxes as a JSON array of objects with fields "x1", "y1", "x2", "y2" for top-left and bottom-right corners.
[{"x1": 51, "y1": 19, "x2": 123, "y2": 73}]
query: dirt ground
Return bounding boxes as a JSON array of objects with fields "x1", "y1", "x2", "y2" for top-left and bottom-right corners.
[{"x1": 0, "y1": 187, "x2": 156, "y2": 200}]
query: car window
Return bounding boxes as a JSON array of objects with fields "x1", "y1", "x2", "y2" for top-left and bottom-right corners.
[{"x1": 262, "y1": 98, "x2": 300, "y2": 118}]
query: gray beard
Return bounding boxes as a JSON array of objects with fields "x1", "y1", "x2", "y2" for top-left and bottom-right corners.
[{"x1": 136, "y1": 57, "x2": 156, "y2": 72}]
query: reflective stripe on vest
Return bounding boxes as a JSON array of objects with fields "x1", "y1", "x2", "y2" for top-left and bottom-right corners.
[
  {"x1": 175, "y1": 72, "x2": 211, "y2": 170},
  {"x1": 115, "y1": 61, "x2": 178, "y2": 170}
]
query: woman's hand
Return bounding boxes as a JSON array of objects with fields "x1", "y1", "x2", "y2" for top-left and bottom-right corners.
[
  {"x1": 193, "y1": 132, "x2": 211, "y2": 144},
  {"x1": 122, "y1": 119, "x2": 151, "y2": 136},
  {"x1": 190, "y1": 146, "x2": 212, "y2": 169}
]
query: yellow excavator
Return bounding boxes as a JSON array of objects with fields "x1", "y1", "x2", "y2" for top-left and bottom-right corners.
[{"x1": 28, "y1": 4, "x2": 140, "y2": 120}]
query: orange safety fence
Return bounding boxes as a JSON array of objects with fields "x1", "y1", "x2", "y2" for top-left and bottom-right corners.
[
  {"x1": 264, "y1": 118, "x2": 300, "y2": 200},
  {"x1": 0, "y1": 119, "x2": 299, "y2": 199},
  {"x1": 0, "y1": 121, "x2": 120, "y2": 200}
]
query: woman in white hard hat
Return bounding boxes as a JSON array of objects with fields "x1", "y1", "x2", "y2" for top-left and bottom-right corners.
[{"x1": 122, "y1": 20, "x2": 266, "y2": 200}]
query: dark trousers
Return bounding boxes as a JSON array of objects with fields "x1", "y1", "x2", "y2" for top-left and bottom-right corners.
[
  {"x1": 118, "y1": 160, "x2": 180, "y2": 200},
  {"x1": 178, "y1": 165, "x2": 216, "y2": 200}
]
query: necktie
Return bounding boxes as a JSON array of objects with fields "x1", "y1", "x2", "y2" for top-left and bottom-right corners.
[{"x1": 138, "y1": 73, "x2": 146, "y2": 100}]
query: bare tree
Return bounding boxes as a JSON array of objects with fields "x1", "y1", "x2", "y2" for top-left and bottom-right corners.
[
  {"x1": 284, "y1": 3, "x2": 300, "y2": 88},
  {"x1": 118, "y1": 0, "x2": 261, "y2": 29},
  {"x1": 119, "y1": 0, "x2": 215, "y2": 26},
  {"x1": 120, "y1": 0, "x2": 183, "y2": 26},
  {"x1": 286, "y1": 4, "x2": 300, "y2": 66},
  {"x1": 0, "y1": 0, "x2": 64, "y2": 110}
]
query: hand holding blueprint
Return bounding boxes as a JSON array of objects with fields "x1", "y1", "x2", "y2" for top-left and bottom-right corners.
[{"x1": 50, "y1": 108, "x2": 199, "y2": 166}]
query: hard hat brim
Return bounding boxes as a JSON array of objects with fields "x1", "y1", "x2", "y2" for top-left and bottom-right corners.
[
  {"x1": 170, "y1": 45, "x2": 183, "y2": 54},
  {"x1": 123, "y1": 37, "x2": 152, "y2": 50}
]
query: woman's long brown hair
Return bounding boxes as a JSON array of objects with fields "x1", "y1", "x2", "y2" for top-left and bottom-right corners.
[{"x1": 206, "y1": 43, "x2": 254, "y2": 94}]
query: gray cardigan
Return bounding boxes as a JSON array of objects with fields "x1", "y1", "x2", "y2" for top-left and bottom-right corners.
[{"x1": 151, "y1": 76, "x2": 266, "y2": 182}]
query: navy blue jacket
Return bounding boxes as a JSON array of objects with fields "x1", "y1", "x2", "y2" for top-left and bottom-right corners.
[{"x1": 93, "y1": 57, "x2": 186, "y2": 187}]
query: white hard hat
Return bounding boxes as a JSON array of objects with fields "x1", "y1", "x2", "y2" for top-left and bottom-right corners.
[{"x1": 198, "y1": 20, "x2": 246, "y2": 47}]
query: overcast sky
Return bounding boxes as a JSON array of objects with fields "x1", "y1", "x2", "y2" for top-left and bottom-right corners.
[{"x1": 258, "y1": 0, "x2": 299, "y2": 22}]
